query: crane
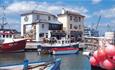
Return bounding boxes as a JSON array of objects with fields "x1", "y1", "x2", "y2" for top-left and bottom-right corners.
[{"x1": 95, "y1": 16, "x2": 101, "y2": 30}]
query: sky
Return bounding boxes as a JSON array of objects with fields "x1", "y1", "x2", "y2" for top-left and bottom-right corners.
[{"x1": 0, "y1": 0, "x2": 115, "y2": 35}]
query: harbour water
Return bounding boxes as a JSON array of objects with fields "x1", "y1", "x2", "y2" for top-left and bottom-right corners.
[{"x1": 0, "y1": 52, "x2": 91, "y2": 70}]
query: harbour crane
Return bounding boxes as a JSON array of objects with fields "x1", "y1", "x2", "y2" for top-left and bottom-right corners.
[{"x1": 95, "y1": 16, "x2": 101, "y2": 30}]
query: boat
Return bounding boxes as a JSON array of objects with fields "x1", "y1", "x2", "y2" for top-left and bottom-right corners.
[
  {"x1": 0, "y1": 5, "x2": 26, "y2": 52},
  {"x1": 82, "y1": 51, "x2": 91, "y2": 56},
  {"x1": 0, "y1": 58, "x2": 61, "y2": 70},
  {"x1": 39, "y1": 38, "x2": 79, "y2": 48},
  {"x1": 51, "y1": 47, "x2": 79, "y2": 55},
  {"x1": 0, "y1": 29, "x2": 27, "y2": 52}
]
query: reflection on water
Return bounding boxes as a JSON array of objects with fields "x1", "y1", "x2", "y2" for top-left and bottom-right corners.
[
  {"x1": 0, "y1": 52, "x2": 91, "y2": 70},
  {"x1": 0, "y1": 52, "x2": 25, "y2": 65}
]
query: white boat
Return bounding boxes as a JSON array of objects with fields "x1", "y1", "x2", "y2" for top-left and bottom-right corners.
[
  {"x1": 0, "y1": 58, "x2": 61, "y2": 70},
  {"x1": 51, "y1": 47, "x2": 79, "y2": 55},
  {"x1": 82, "y1": 51, "x2": 91, "y2": 56},
  {"x1": 40, "y1": 38, "x2": 79, "y2": 48}
]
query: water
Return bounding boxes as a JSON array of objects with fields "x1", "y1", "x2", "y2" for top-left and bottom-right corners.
[{"x1": 0, "y1": 52, "x2": 91, "y2": 70}]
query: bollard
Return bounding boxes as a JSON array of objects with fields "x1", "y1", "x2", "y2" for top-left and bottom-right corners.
[{"x1": 23, "y1": 59, "x2": 29, "y2": 70}]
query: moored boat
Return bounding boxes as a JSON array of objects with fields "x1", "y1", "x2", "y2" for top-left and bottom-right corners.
[
  {"x1": 39, "y1": 38, "x2": 79, "y2": 48},
  {"x1": 51, "y1": 47, "x2": 79, "y2": 55},
  {"x1": 0, "y1": 5, "x2": 27, "y2": 52},
  {"x1": 0, "y1": 29, "x2": 26, "y2": 52},
  {"x1": 0, "y1": 58, "x2": 61, "y2": 70}
]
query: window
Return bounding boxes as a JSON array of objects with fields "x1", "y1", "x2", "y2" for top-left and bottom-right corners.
[
  {"x1": 74, "y1": 26, "x2": 78, "y2": 29},
  {"x1": 46, "y1": 33, "x2": 48, "y2": 38},
  {"x1": 46, "y1": 35, "x2": 48, "y2": 38},
  {"x1": 70, "y1": 24, "x2": 72, "y2": 29},
  {"x1": 68, "y1": 35, "x2": 70, "y2": 38},
  {"x1": 74, "y1": 16, "x2": 77, "y2": 22},
  {"x1": 42, "y1": 24, "x2": 44, "y2": 28},
  {"x1": 79, "y1": 17, "x2": 81, "y2": 22},
  {"x1": 39, "y1": 33, "x2": 44, "y2": 37},
  {"x1": 3, "y1": 35, "x2": 5, "y2": 38},
  {"x1": 10, "y1": 35, "x2": 12, "y2": 38},
  {"x1": 79, "y1": 25, "x2": 81, "y2": 29},
  {"x1": 48, "y1": 16, "x2": 51, "y2": 20},
  {"x1": 37, "y1": 15, "x2": 39, "y2": 20},
  {"x1": 70, "y1": 16, "x2": 72, "y2": 20},
  {"x1": 24, "y1": 16, "x2": 28, "y2": 22},
  {"x1": 6, "y1": 35, "x2": 8, "y2": 38}
]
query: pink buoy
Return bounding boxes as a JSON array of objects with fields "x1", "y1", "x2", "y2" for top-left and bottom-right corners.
[
  {"x1": 108, "y1": 56, "x2": 115, "y2": 64},
  {"x1": 93, "y1": 51, "x2": 99, "y2": 60},
  {"x1": 105, "y1": 44, "x2": 115, "y2": 57},
  {"x1": 102, "y1": 59, "x2": 115, "y2": 70},
  {"x1": 99, "y1": 61, "x2": 105, "y2": 69},
  {"x1": 90, "y1": 56, "x2": 99, "y2": 66},
  {"x1": 98, "y1": 48, "x2": 107, "y2": 61},
  {"x1": 113, "y1": 56, "x2": 115, "y2": 61}
]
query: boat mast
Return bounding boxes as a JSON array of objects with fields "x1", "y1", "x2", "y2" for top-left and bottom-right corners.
[{"x1": 0, "y1": 1, "x2": 7, "y2": 29}]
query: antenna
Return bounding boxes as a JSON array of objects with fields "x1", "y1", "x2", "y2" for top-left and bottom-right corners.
[{"x1": 0, "y1": 0, "x2": 8, "y2": 29}]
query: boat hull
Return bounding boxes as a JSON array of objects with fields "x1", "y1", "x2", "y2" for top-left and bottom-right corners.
[
  {"x1": 40, "y1": 43, "x2": 79, "y2": 48},
  {"x1": 51, "y1": 48, "x2": 79, "y2": 55},
  {"x1": 0, "y1": 39, "x2": 26, "y2": 52},
  {"x1": 52, "y1": 50, "x2": 78, "y2": 55},
  {"x1": 0, "y1": 58, "x2": 61, "y2": 70}
]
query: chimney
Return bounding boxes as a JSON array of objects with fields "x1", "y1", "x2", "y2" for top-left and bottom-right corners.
[{"x1": 61, "y1": 8, "x2": 66, "y2": 14}]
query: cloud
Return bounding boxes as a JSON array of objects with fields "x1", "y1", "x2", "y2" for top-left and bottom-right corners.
[
  {"x1": 6, "y1": 1, "x2": 88, "y2": 15},
  {"x1": 93, "y1": 7, "x2": 115, "y2": 18},
  {"x1": 92, "y1": 0, "x2": 102, "y2": 4},
  {"x1": 0, "y1": 1, "x2": 89, "y2": 31},
  {"x1": 6, "y1": 1, "x2": 38, "y2": 13}
]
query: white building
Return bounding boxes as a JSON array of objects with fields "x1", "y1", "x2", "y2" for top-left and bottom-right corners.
[
  {"x1": 84, "y1": 27, "x2": 99, "y2": 37},
  {"x1": 21, "y1": 10, "x2": 62, "y2": 42},
  {"x1": 58, "y1": 10, "x2": 85, "y2": 41}
]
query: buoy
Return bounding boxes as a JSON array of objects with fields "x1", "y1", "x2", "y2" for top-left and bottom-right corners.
[
  {"x1": 105, "y1": 45, "x2": 115, "y2": 57},
  {"x1": 90, "y1": 56, "x2": 99, "y2": 66},
  {"x1": 98, "y1": 48, "x2": 107, "y2": 61},
  {"x1": 102, "y1": 59, "x2": 115, "y2": 70},
  {"x1": 93, "y1": 51, "x2": 99, "y2": 60}
]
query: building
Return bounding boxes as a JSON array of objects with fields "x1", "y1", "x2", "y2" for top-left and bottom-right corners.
[
  {"x1": 21, "y1": 10, "x2": 63, "y2": 42},
  {"x1": 58, "y1": 9, "x2": 85, "y2": 41},
  {"x1": 84, "y1": 26, "x2": 99, "y2": 37}
]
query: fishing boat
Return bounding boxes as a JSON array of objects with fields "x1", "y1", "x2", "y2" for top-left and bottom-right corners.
[
  {"x1": 0, "y1": 58, "x2": 61, "y2": 70},
  {"x1": 0, "y1": 29, "x2": 27, "y2": 52},
  {"x1": 51, "y1": 47, "x2": 79, "y2": 55},
  {"x1": 0, "y1": 5, "x2": 26, "y2": 52}
]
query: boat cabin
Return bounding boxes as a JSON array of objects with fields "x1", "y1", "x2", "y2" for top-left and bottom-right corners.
[{"x1": 0, "y1": 29, "x2": 16, "y2": 39}]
